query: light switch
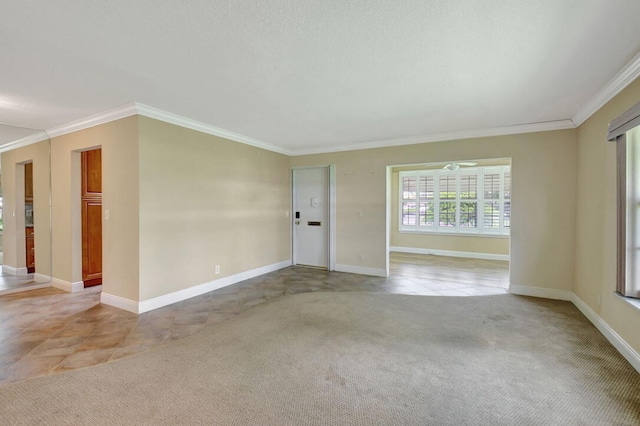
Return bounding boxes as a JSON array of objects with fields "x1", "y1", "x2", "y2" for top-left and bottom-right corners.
[
  {"x1": 104, "y1": 209, "x2": 110, "y2": 221},
  {"x1": 311, "y1": 197, "x2": 318, "y2": 207}
]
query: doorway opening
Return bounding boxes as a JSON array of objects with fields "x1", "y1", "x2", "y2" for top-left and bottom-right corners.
[
  {"x1": 0, "y1": 160, "x2": 41, "y2": 294},
  {"x1": 386, "y1": 158, "x2": 511, "y2": 296},
  {"x1": 292, "y1": 166, "x2": 336, "y2": 270}
]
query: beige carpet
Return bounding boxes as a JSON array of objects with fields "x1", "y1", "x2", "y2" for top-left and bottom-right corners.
[{"x1": 1, "y1": 292, "x2": 639, "y2": 425}]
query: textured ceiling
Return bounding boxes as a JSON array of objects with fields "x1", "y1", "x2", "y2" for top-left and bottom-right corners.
[{"x1": 2, "y1": 1, "x2": 640, "y2": 154}]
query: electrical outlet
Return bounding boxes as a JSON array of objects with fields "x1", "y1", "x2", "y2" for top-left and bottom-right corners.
[{"x1": 215, "y1": 265, "x2": 220, "y2": 275}]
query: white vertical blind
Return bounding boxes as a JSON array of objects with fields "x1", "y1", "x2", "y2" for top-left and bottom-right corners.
[{"x1": 625, "y1": 127, "x2": 640, "y2": 297}]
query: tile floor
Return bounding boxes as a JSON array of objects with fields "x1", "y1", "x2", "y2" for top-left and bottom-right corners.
[
  {"x1": 389, "y1": 252, "x2": 509, "y2": 296},
  {"x1": 0, "y1": 254, "x2": 509, "y2": 384}
]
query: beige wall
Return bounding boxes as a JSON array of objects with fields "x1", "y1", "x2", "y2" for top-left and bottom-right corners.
[
  {"x1": 392, "y1": 233, "x2": 509, "y2": 256},
  {"x1": 389, "y1": 171, "x2": 510, "y2": 256},
  {"x1": 291, "y1": 129, "x2": 577, "y2": 290},
  {"x1": 1, "y1": 141, "x2": 51, "y2": 276},
  {"x1": 137, "y1": 117, "x2": 291, "y2": 300},
  {"x1": 1, "y1": 115, "x2": 289, "y2": 304},
  {"x1": 574, "y1": 77, "x2": 640, "y2": 354},
  {"x1": 50, "y1": 116, "x2": 139, "y2": 300},
  {"x1": 1, "y1": 117, "x2": 140, "y2": 302}
]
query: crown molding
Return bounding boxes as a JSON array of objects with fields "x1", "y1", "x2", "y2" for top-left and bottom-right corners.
[
  {"x1": 0, "y1": 109, "x2": 575, "y2": 157},
  {"x1": 134, "y1": 103, "x2": 290, "y2": 155},
  {"x1": 290, "y1": 120, "x2": 576, "y2": 156},
  {"x1": 12, "y1": 57, "x2": 640, "y2": 157},
  {"x1": 0, "y1": 102, "x2": 291, "y2": 155},
  {"x1": 0, "y1": 130, "x2": 49, "y2": 153},
  {"x1": 47, "y1": 103, "x2": 138, "y2": 138},
  {"x1": 0, "y1": 103, "x2": 138, "y2": 153},
  {"x1": 0, "y1": 52, "x2": 637, "y2": 155},
  {"x1": 1, "y1": 108, "x2": 573, "y2": 156},
  {"x1": 572, "y1": 50, "x2": 640, "y2": 127}
]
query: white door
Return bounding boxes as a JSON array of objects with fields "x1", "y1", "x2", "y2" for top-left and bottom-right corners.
[{"x1": 293, "y1": 167, "x2": 329, "y2": 268}]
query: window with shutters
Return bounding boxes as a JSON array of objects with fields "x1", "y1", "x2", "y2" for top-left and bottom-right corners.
[{"x1": 399, "y1": 166, "x2": 510, "y2": 235}]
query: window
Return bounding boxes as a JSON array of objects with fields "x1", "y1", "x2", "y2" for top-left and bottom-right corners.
[
  {"x1": 0, "y1": 175, "x2": 3, "y2": 231},
  {"x1": 399, "y1": 166, "x2": 510, "y2": 235},
  {"x1": 610, "y1": 102, "x2": 640, "y2": 299}
]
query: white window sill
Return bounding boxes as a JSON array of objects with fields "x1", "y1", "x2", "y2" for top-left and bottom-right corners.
[
  {"x1": 614, "y1": 291, "x2": 640, "y2": 311},
  {"x1": 398, "y1": 230, "x2": 509, "y2": 238}
]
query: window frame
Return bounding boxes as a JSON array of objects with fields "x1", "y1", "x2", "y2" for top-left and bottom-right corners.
[{"x1": 398, "y1": 165, "x2": 511, "y2": 236}]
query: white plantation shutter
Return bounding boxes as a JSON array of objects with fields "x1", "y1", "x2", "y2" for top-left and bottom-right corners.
[
  {"x1": 419, "y1": 176, "x2": 435, "y2": 227},
  {"x1": 503, "y1": 171, "x2": 511, "y2": 228},
  {"x1": 401, "y1": 176, "x2": 417, "y2": 225},
  {"x1": 459, "y1": 174, "x2": 478, "y2": 229},
  {"x1": 483, "y1": 172, "x2": 501, "y2": 229},
  {"x1": 399, "y1": 166, "x2": 510, "y2": 235}
]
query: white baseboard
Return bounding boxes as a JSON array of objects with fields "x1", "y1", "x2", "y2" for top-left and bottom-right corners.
[
  {"x1": 0, "y1": 283, "x2": 51, "y2": 295},
  {"x1": 101, "y1": 292, "x2": 139, "y2": 314},
  {"x1": 2, "y1": 265, "x2": 29, "y2": 276},
  {"x1": 509, "y1": 284, "x2": 640, "y2": 374},
  {"x1": 390, "y1": 246, "x2": 509, "y2": 261},
  {"x1": 34, "y1": 273, "x2": 52, "y2": 283},
  {"x1": 52, "y1": 278, "x2": 84, "y2": 293},
  {"x1": 571, "y1": 294, "x2": 640, "y2": 374},
  {"x1": 509, "y1": 285, "x2": 573, "y2": 301},
  {"x1": 334, "y1": 264, "x2": 388, "y2": 277},
  {"x1": 2, "y1": 265, "x2": 17, "y2": 275},
  {"x1": 104, "y1": 259, "x2": 292, "y2": 314}
]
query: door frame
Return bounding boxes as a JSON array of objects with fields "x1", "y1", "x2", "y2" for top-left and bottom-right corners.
[
  {"x1": 385, "y1": 159, "x2": 512, "y2": 283},
  {"x1": 13, "y1": 162, "x2": 29, "y2": 276},
  {"x1": 291, "y1": 165, "x2": 336, "y2": 271}
]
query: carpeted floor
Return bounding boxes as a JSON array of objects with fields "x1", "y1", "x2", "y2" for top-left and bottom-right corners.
[{"x1": 1, "y1": 292, "x2": 639, "y2": 425}]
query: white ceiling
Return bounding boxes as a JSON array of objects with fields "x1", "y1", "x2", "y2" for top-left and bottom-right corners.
[{"x1": 2, "y1": 1, "x2": 640, "y2": 155}]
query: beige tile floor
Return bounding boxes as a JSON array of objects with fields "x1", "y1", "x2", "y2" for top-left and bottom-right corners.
[{"x1": 0, "y1": 254, "x2": 509, "y2": 384}]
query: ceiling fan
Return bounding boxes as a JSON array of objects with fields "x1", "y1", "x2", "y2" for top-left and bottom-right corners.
[{"x1": 442, "y1": 162, "x2": 477, "y2": 171}]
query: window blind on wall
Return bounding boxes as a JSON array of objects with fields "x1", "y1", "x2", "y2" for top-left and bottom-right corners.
[
  {"x1": 609, "y1": 101, "x2": 640, "y2": 298},
  {"x1": 608, "y1": 100, "x2": 640, "y2": 141}
]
